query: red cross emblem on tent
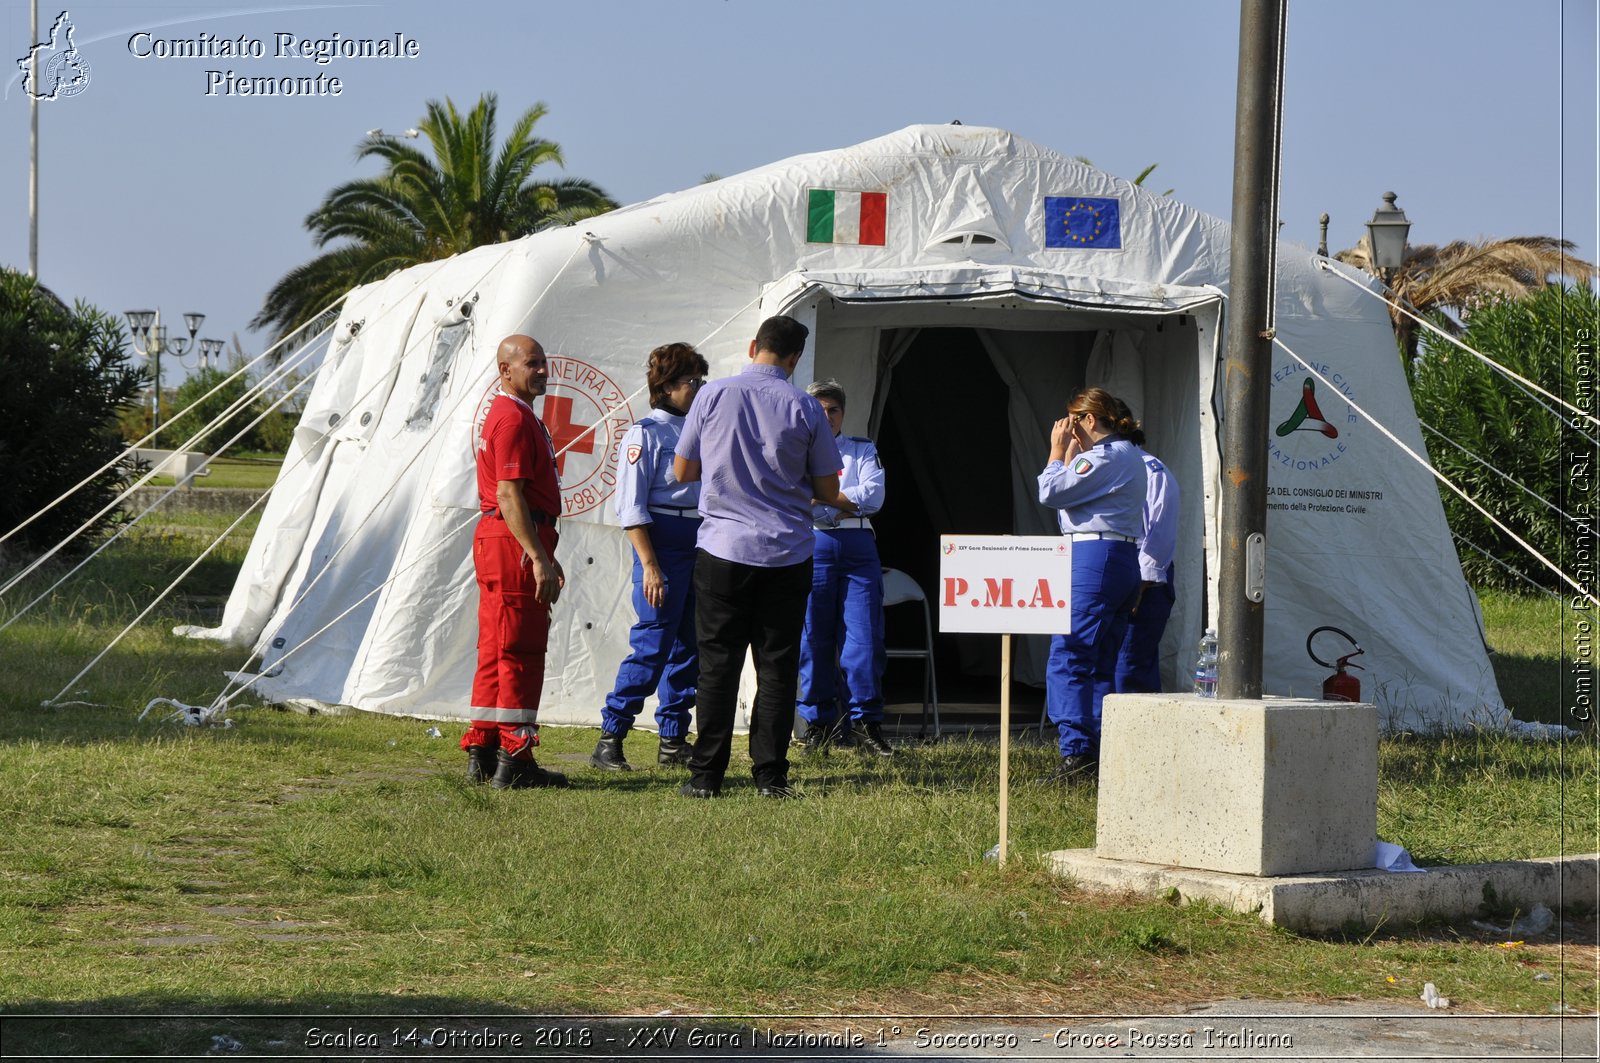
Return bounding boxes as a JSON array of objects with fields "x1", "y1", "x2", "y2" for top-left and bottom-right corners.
[
  {"x1": 538, "y1": 355, "x2": 634, "y2": 517},
  {"x1": 542, "y1": 395, "x2": 595, "y2": 476}
]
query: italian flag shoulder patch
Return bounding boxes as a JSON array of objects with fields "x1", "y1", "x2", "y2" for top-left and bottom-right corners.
[{"x1": 807, "y1": 189, "x2": 887, "y2": 246}]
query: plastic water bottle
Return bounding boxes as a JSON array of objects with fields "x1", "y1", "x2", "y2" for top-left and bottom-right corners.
[{"x1": 1192, "y1": 628, "x2": 1219, "y2": 698}]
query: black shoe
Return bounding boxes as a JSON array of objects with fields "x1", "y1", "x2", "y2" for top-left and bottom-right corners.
[
  {"x1": 679, "y1": 781, "x2": 720, "y2": 799},
  {"x1": 856, "y1": 722, "x2": 894, "y2": 758},
  {"x1": 756, "y1": 780, "x2": 801, "y2": 799},
  {"x1": 657, "y1": 735, "x2": 695, "y2": 766},
  {"x1": 590, "y1": 731, "x2": 631, "y2": 772},
  {"x1": 491, "y1": 749, "x2": 570, "y2": 790},
  {"x1": 1048, "y1": 753, "x2": 1099, "y2": 784},
  {"x1": 831, "y1": 721, "x2": 859, "y2": 749},
  {"x1": 465, "y1": 745, "x2": 496, "y2": 784},
  {"x1": 802, "y1": 721, "x2": 837, "y2": 754}
]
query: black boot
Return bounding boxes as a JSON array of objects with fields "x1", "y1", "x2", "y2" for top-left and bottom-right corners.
[
  {"x1": 590, "y1": 731, "x2": 631, "y2": 772},
  {"x1": 857, "y1": 722, "x2": 894, "y2": 758},
  {"x1": 465, "y1": 745, "x2": 497, "y2": 784},
  {"x1": 491, "y1": 749, "x2": 570, "y2": 790},
  {"x1": 657, "y1": 734, "x2": 695, "y2": 766},
  {"x1": 1047, "y1": 753, "x2": 1098, "y2": 785},
  {"x1": 802, "y1": 720, "x2": 836, "y2": 755}
]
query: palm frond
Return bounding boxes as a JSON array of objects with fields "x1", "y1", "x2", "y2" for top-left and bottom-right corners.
[{"x1": 255, "y1": 92, "x2": 616, "y2": 342}]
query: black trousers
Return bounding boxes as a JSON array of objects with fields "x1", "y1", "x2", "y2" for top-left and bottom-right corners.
[{"x1": 688, "y1": 549, "x2": 813, "y2": 791}]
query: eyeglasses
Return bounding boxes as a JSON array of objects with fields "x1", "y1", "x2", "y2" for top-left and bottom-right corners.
[{"x1": 675, "y1": 376, "x2": 706, "y2": 388}]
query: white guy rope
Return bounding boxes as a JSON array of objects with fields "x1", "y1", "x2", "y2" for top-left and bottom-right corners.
[
  {"x1": 1450, "y1": 530, "x2": 1559, "y2": 599},
  {"x1": 1316, "y1": 258, "x2": 1600, "y2": 430},
  {"x1": 1418, "y1": 420, "x2": 1582, "y2": 525},
  {"x1": 0, "y1": 331, "x2": 330, "y2": 598},
  {"x1": 0, "y1": 368, "x2": 322, "y2": 636},
  {"x1": 41, "y1": 478, "x2": 280, "y2": 707},
  {"x1": 35, "y1": 238, "x2": 534, "y2": 712},
  {"x1": 1273, "y1": 333, "x2": 1597, "y2": 607},
  {"x1": 0, "y1": 291, "x2": 346, "y2": 550}
]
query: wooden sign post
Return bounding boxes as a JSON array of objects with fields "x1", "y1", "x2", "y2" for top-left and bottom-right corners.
[{"x1": 938, "y1": 536, "x2": 1074, "y2": 867}]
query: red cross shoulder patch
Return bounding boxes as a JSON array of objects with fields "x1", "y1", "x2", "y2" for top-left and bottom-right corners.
[{"x1": 626, "y1": 444, "x2": 643, "y2": 465}]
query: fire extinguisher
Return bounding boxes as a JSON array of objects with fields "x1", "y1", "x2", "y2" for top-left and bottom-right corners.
[{"x1": 1307, "y1": 625, "x2": 1364, "y2": 702}]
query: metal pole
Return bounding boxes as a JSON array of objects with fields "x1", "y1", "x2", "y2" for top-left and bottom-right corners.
[
  {"x1": 29, "y1": 0, "x2": 39, "y2": 278},
  {"x1": 153, "y1": 309, "x2": 163, "y2": 433},
  {"x1": 1217, "y1": 0, "x2": 1287, "y2": 699}
]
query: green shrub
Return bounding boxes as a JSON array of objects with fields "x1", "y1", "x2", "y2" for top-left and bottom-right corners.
[
  {"x1": 0, "y1": 269, "x2": 145, "y2": 554},
  {"x1": 253, "y1": 409, "x2": 300, "y2": 455},
  {"x1": 1411, "y1": 285, "x2": 1598, "y2": 592},
  {"x1": 167, "y1": 366, "x2": 260, "y2": 453}
]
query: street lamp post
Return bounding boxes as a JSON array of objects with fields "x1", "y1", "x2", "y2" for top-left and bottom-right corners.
[
  {"x1": 125, "y1": 309, "x2": 216, "y2": 434},
  {"x1": 1365, "y1": 192, "x2": 1412, "y2": 285},
  {"x1": 198, "y1": 338, "x2": 226, "y2": 370}
]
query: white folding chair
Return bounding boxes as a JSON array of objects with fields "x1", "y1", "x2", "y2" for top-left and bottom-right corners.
[{"x1": 881, "y1": 567, "x2": 940, "y2": 738}]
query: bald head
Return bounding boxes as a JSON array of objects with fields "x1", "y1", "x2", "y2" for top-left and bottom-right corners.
[{"x1": 498, "y1": 334, "x2": 549, "y2": 403}]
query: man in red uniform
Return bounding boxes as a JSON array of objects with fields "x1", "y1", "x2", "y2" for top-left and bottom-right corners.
[{"x1": 462, "y1": 334, "x2": 569, "y2": 789}]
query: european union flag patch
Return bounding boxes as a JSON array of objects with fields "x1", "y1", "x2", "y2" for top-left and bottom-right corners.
[{"x1": 1044, "y1": 196, "x2": 1121, "y2": 249}]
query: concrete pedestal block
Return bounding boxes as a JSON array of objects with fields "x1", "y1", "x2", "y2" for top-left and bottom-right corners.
[{"x1": 1095, "y1": 695, "x2": 1377, "y2": 876}]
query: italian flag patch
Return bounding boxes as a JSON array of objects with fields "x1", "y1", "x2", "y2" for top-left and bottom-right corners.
[{"x1": 807, "y1": 189, "x2": 888, "y2": 245}]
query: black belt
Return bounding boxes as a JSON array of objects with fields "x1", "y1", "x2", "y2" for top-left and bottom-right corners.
[{"x1": 482, "y1": 507, "x2": 557, "y2": 527}]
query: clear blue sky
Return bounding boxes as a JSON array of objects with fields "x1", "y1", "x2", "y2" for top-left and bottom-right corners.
[{"x1": 2, "y1": 0, "x2": 1594, "y2": 376}]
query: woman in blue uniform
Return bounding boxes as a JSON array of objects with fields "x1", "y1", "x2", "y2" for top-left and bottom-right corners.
[
  {"x1": 1111, "y1": 397, "x2": 1180, "y2": 694},
  {"x1": 796, "y1": 379, "x2": 892, "y2": 757},
  {"x1": 1037, "y1": 387, "x2": 1147, "y2": 782},
  {"x1": 591, "y1": 342, "x2": 709, "y2": 771}
]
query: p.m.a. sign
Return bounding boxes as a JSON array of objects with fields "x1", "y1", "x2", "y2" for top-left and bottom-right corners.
[{"x1": 938, "y1": 536, "x2": 1074, "y2": 635}]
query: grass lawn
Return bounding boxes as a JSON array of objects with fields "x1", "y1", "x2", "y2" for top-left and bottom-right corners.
[
  {"x1": 1477, "y1": 590, "x2": 1578, "y2": 729},
  {"x1": 0, "y1": 517, "x2": 1594, "y2": 1054},
  {"x1": 146, "y1": 453, "x2": 285, "y2": 490}
]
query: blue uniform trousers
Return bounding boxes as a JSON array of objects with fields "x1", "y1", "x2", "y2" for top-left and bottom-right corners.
[
  {"x1": 797, "y1": 528, "x2": 886, "y2": 726},
  {"x1": 1115, "y1": 563, "x2": 1175, "y2": 693},
  {"x1": 1045, "y1": 538, "x2": 1141, "y2": 757},
  {"x1": 601, "y1": 513, "x2": 698, "y2": 739}
]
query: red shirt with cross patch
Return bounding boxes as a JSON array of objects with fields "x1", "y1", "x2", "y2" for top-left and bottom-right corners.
[{"x1": 477, "y1": 392, "x2": 560, "y2": 519}]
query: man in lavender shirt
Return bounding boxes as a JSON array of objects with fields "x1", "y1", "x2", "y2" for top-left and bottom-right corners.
[{"x1": 673, "y1": 315, "x2": 858, "y2": 798}]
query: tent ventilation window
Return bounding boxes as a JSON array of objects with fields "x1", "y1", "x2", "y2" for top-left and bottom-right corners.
[
  {"x1": 938, "y1": 234, "x2": 997, "y2": 248},
  {"x1": 404, "y1": 310, "x2": 473, "y2": 432}
]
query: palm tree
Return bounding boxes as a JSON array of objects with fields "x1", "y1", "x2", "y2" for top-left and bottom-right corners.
[
  {"x1": 1335, "y1": 235, "x2": 1597, "y2": 362},
  {"x1": 252, "y1": 94, "x2": 617, "y2": 348}
]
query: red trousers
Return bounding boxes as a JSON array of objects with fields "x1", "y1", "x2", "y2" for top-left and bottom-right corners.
[{"x1": 462, "y1": 520, "x2": 558, "y2": 759}]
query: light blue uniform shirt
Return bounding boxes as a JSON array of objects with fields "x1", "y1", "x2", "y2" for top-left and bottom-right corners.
[
  {"x1": 676, "y1": 363, "x2": 842, "y2": 567},
  {"x1": 613, "y1": 409, "x2": 699, "y2": 527},
  {"x1": 1137, "y1": 448, "x2": 1180, "y2": 582},
  {"x1": 812, "y1": 435, "x2": 884, "y2": 528},
  {"x1": 1037, "y1": 435, "x2": 1147, "y2": 539}
]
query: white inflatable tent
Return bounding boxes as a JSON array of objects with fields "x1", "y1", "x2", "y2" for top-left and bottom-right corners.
[{"x1": 189, "y1": 124, "x2": 1508, "y2": 732}]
